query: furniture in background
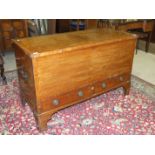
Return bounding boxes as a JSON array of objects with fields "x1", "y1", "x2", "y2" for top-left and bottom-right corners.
[
  {"x1": 98, "y1": 20, "x2": 154, "y2": 52},
  {"x1": 13, "y1": 29, "x2": 137, "y2": 131},
  {"x1": 27, "y1": 20, "x2": 40, "y2": 36},
  {"x1": 115, "y1": 20, "x2": 154, "y2": 52},
  {"x1": 28, "y1": 19, "x2": 56, "y2": 36},
  {"x1": 56, "y1": 19, "x2": 70, "y2": 33},
  {"x1": 69, "y1": 19, "x2": 97, "y2": 31},
  {"x1": 0, "y1": 55, "x2": 7, "y2": 84},
  {"x1": 85, "y1": 19, "x2": 97, "y2": 29},
  {"x1": 97, "y1": 19, "x2": 113, "y2": 28},
  {"x1": 0, "y1": 19, "x2": 28, "y2": 55},
  {"x1": 47, "y1": 19, "x2": 56, "y2": 34},
  {"x1": 56, "y1": 19, "x2": 97, "y2": 33},
  {"x1": 70, "y1": 19, "x2": 87, "y2": 31},
  {"x1": 150, "y1": 19, "x2": 155, "y2": 43}
]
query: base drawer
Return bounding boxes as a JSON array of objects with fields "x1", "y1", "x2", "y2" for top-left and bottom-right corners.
[
  {"x1": 93, "y1": 73, "x2": 130, "y2": 96},
  {"x1": 39, "y1": 73, "x2": 130, "y2": 113},
  {"x1": 39, "y1": 85, "x2": 94, "y2": 113}
]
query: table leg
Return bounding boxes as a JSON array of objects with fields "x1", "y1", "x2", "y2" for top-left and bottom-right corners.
[{"x1": 145, "y1": 32, "x2": 152, "y2": 52}]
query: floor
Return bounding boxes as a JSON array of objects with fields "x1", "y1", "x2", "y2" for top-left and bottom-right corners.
[
  {"x1": 139, "y1": 40, "x2": 155, "y2": 55},
  {"x1": 132, "y1": 50, "x2": 155, "y2": 85},
  {"x1": 2, "y1": 49, "x2": 155, "y2": 85},
  {"x1": 3, "y1": 51, "x2": 17, "y2": 72}
]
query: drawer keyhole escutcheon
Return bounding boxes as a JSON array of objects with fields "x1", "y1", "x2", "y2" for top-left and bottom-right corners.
[
  {"x1": 52, "y1": 99, "x2": 60, "y2": 106},
  {"x1": 102, "y1": 82, "x2": 106, "y2": 89},
  {"x1": 119, "y1": 76, "x2": 124, "y2": 81},
  {"x1": 78, "y1": 90, "x2": 84, "y2": 97}
]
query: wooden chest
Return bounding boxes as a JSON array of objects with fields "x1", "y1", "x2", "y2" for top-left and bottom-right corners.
[{"x1": 12, "y1": 29, "x2": 137, "y2": 131}]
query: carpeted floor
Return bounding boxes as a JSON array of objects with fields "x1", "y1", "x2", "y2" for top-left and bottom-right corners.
[{"x1": 0, "y1": 71, "x2": 155, "y2": 135}]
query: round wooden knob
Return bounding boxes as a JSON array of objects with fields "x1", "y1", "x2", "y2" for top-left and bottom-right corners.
[
  {"x1": 52, "y1": 99, "x2": 60, "y2": 105},
  {"x1": 78, "y1": 90, "x2": 84, "y2": 97},
  {"x1": 101, "y1": 82, "x2": 106, "y2": 88}
]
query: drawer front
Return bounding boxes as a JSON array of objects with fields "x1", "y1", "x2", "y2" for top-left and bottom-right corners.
[
  {"x1": 1, "y1": 20, "x2": 13, "y2": 31},
  {"x1": 93, "y1": 73, "x2": 130, "y2": 96},
  {"x1": 40, "y1": 85, "x2": 94, "y2": 112},
  {"x1": 12, "y1": 20, "x2": 24, "y2": 30},
  {"x1": 2, "y1": 30, "x2": 25, "y2": 39},
  {"x1": 2, "y1": 31, "x2": 12, "y2": 38},
  {"x1": 39, "y1": 73, "x2": 130, "y2": 113},
  {"x1": 1, "y1": 20, "x2": 25, "y2": 32}
]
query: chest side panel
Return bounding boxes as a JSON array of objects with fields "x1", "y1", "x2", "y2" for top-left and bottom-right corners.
[{"x1": 13, "y1": 44, "x2": 38, "y2": 112}]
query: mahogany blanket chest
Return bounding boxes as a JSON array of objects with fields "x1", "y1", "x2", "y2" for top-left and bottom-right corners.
[{"x1": 12, "y1": 29, "x2": 137, "y2": 131}]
